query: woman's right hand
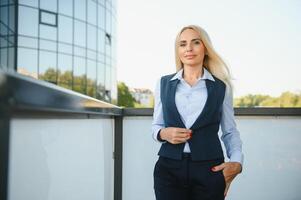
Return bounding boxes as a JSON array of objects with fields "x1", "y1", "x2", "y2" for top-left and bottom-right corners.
[{"x1": 160, "y1": 127, "x2": 192, "y2": 144}]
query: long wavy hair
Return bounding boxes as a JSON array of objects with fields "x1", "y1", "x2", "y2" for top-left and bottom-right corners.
[{"x1": 175, "y1": 25, "x2": 233, "y2": 91}]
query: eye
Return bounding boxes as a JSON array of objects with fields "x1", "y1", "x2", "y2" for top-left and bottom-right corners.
[
  {"x1": 194, "y1": 41, "x2": 200, "y2": 45},
  {"x1": 179, "y1": 43, "x2": 186, "y2": 47}
]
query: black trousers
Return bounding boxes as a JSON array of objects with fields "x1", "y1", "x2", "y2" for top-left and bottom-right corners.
[{"x1": 154, "y1": 154, "x2": 225, "y2": 200}]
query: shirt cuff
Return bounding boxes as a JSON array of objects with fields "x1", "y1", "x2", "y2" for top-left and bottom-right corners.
[
  {"x1": 230, "y1": 150, "x2": 244, "y2": 166},
  {"x1": 152, "y1": 127, "x2": 166, "y2": 143}
]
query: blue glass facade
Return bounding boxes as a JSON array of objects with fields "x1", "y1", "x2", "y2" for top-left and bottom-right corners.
[{"x1": 0, "y1": 0, "x2": 117, "y2": 103}]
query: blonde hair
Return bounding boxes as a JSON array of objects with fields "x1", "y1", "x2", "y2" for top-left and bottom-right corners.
[{"x1": 175, "y1": 25, "x2": 233, "y2": 91}]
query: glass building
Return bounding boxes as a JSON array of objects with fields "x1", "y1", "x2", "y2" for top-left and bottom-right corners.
[{"x1": 0, "y1": 0, "x2": 117, "y2": 103}]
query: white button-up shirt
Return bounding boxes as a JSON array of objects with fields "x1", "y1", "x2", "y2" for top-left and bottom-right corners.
[{"x1": 152, "y1": 68, "x2": 244, "y2": 164}]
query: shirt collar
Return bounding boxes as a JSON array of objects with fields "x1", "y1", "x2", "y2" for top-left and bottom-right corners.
[{"x1": 170, "y1": 68, "x2": 215, "y2": 82}]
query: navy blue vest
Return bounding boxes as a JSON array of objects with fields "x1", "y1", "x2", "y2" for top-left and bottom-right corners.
[{"x1": 158, "y1": 73, "x2": 226, "y2": 161}]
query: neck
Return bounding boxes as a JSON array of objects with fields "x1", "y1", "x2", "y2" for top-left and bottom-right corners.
[{"x1": 183, "y1": 65, "x2": 204, "y2": 80}]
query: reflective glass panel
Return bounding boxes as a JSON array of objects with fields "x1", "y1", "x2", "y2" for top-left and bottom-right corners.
[
  {"x1": 87, "y1": 60, "x2": 96, "y2": 97},
  {"x1": 40, "y1": 10, "x2": 57, "y2": 26},
  {"x1": 58, "y1": 43, "x2": 72, "y2": 54},
  {"x1": 39, "y1": 50, "x2": 57, "y2": 83},
  {"x1": 73, "y1": 56, "x2": 86, "y2": 94},
  {"x1": 87, "y1": 24, "x2": 96, "y2": 50},
  {"x1": 97, "y1": 29, "x2": 105, "y2": 53},
  {"x1": 58, "y1": 15, "x2": 72, "y2": 44},
  {"x1": 74, "y1": 0, "x2": 86, "y2": 21},
  {"x1": 96, "y1": 61, "x2": 105, "y2": 99},
  {"x1": 74, "y1": 46, "x2": 86, "y2": 57},
  {"x1": 0, "y1": 7, "x2": 8, "y2": 37},
  {"x1": 98, "y1": 0, "x2": 104, "y2": 6},
  {"x1": 18, "y1": 36, "x2": 38, "y2": 48},
  {"x1": 97, "y1": 53, "x2": 105, "y2": 63},
  {"x1": 17, "y1": 47, "x2": 38, "y2": 78},
  {"x1": 8, "y1": 47, "x2": 14, "y2": 69},
  {"x1": 87, "y1": 0, "x2": 96, "y2": 25},
  {"x1": 9, "y1": 5, "x2": 15, "y2": 31},
  {"x1": 18, "y1": 6, "x2": 38, "y2": 37},
  {"x1": 97, "y1": 5, "x2": 105, "y2": 29},
  {"x1": 0, "y1": 37, "x2": 7, "y2": 48},
  {"x1": 87, "y1": 50, "x2": 97, "y2": 60},
  {"x1": 58, "y1": 53, "x2": 72, "y2": 89},
  {"x1": 40, "y1": 0, "x2": 57, "y2": 12},
  {"x1": 0, "y1": 49, "x2": 8, "y2": 69},
  {"x1": 19, "y1": 0, "x2": 38, "y2": 7},
  {"x1": 105, "y1": 66, "x2": 111, "y2": 90},
  {"x1": 74, "y1": 20, "x2": 86, "y2": 47},
  {"x1": 0, "y1": 0, "x2": 8, "y2": 6},
  {"x1": 106, "y1": 10, "x2": 111, "y2": 34},
  {"x1": 59, "y1": 0, "x2": 73, "y2": 17},
  {"x1": 40, "y1": 39, "x2": 57, "y2": 52},
  {"x1": 40, "y1": 24, "x2": 57, "y2": 40}
]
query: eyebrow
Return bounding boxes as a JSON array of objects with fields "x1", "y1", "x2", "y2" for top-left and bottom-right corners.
[{"x1": 179, "y1": 38, "x2": 202, "y2": 43}]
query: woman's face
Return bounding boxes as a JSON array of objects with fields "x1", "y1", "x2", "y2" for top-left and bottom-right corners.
[{"x1": 178, "y1": 28, "x2": 206, "y2": 68}]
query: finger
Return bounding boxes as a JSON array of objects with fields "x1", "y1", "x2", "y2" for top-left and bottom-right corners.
[
  {"x1": 171, "y1": 140, "x2": 184, "y2": 144},
  {"x1": 175, "y1": 132, "x2": 191, "y2": 138},
  {"x1": 176, "y1": 128, "x2": 192, "y2": 133},
  {"x1": 224, "y1": 182, "x2": 231, "y2": 196},
  {"x1": 211, "y1": 163, "x2": 225, "y2": 172}
]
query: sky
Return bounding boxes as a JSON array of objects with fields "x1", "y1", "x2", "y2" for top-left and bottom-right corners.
[{"x1": 116, "y1": 0, "x2": 301, "y2": 97}]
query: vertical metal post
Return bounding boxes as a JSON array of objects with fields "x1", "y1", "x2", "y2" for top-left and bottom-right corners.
[
  {"x1": 114, "y1": 115, "x2": 123, "y2": 200},
  {"x1": 0, "y1": 102, "x2": 10, "y2": 200}
]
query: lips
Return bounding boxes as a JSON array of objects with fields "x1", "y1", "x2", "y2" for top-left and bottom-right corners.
[{"x1": 185, "y1": 55, "x2": 196, "y2": 59}]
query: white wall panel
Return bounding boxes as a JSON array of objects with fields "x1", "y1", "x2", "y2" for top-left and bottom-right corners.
[
  {"x1": 9, "y1": 118, "x2": 114, "y2": 200},
  {"x1": 123, "y1": 116, "x2": 301, "y2": 200}
]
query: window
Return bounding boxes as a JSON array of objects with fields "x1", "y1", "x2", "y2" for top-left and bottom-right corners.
[
  {"x1": 39, "y1": 10, "x2": 57, "y2": 27},
  {"x1": 105, "y1": 33, "x2": 111, "y2": 45},
  {"x1": 87, "y1": 60, "x2": 97, "y2": 97},
  {"x1": 58, "y1": 15, "x2": 73, "y2": 44},
  {"x1": 40, "y1": 0, "x2": 57, "y2": 13},
  {"x1": 59, "y1": 0, "x2": 73, "y2": 17},
  {"x1": 105, "y1": 66, "x2": 111, "y2": 90},
  {"x1": 19, "y1": 6, "x2": 38, "y2": 37},
  {"x1": 98, "y1": 29, "x2": 105, "y2": 53},
  {"x1": 58, "y1": 43, "x2": 72, "y2": 55},
  {"x1": 74, "y1": 46, "x2": 86, "y2": 57},
  {"x1": 0, "y1": 49, "x2": 8, "y2": 69},
  {"x1": 87, "y1": 24, "x2": 96, "y2": 50},
  {"x1": 74, "y1": 20, "x2": 86, "y2": 47},
  {"x1": 40, "y1": 39, "x2": 57, "y2": 52},
  {"x1": 17, "y1": 47, "x2": 38, "y2": 78},
  {"x1": 39, "y1": 10, "x2": 57, "y2": 40},
  {"x1": 96, "y1": 61, "x2": 105, "y2": 99},
  {"x1": 58, "y1": 54, "x2": 72, "y2": 89},
  {"x1": 73, "y1": 56, "x2": 86, "y2": 94},
  {"x1": 18, "y1": 36, "x2": 38, "y2": 48},
  {"x1": 106, "y1": 10, "x2": 111, "y2": 34},
  {"x1": 39, "y1": 50, "x2": 57, "y2": 83},
  {"x1": 97, "y1": 5, "x2": 105, "y2": 29},
  {"x1": 74, "y1": 0, "x2": 86, "y2": 21},
  {"x1": 87, "y1": 0, "x2": 96, "y2": 25},
  {"x1": 19, "y1": 0, "x2": 38, "y2": 7}
]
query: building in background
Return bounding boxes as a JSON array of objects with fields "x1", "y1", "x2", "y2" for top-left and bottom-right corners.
[
  {"x1": 0, "y1": 0, "x2": 117, "y2": 103},
  {"x1": 130, "y1": 88, "x2": 154, "y2": 107}
]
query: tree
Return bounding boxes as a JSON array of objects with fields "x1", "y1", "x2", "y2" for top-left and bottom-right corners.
[
  {"x1": 234, "y1": 91, "x2": 301, "y2": 107},
  {"x1": 117, "y1": 82, "x2": 136, "y2": 107}
]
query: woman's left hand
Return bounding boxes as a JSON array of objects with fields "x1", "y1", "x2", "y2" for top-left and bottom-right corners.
[{"x1": 211, "y1": 162, "x2": 242, "y2": 197}]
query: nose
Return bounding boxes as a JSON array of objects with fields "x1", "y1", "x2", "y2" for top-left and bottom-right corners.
[{"x1": 186, "y1": 44, "x2": 192, "y2": 52}]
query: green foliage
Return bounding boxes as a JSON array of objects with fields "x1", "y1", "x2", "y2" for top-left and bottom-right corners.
[
  {"x1": 39, "y1": 68, "x2": 99, "y2": 100},
  {"x1": 234, "y1": 91, "x2": 301, "y2": 107},
  {"x1": 117, "y1": 82, "x2": 136, "y2": 107}
]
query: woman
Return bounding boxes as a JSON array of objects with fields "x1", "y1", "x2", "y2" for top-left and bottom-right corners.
[{"x1": 152, "y1": 25, "x2": 243, "y2": 200}]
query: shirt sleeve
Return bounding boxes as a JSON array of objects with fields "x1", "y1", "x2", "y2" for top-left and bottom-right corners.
[
  {"x1": 151, "y1": 78, "x2": 166, "y2": 143},
  {"x1": 220, "y1": 85, "x2": 244, "y2": 165}
]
